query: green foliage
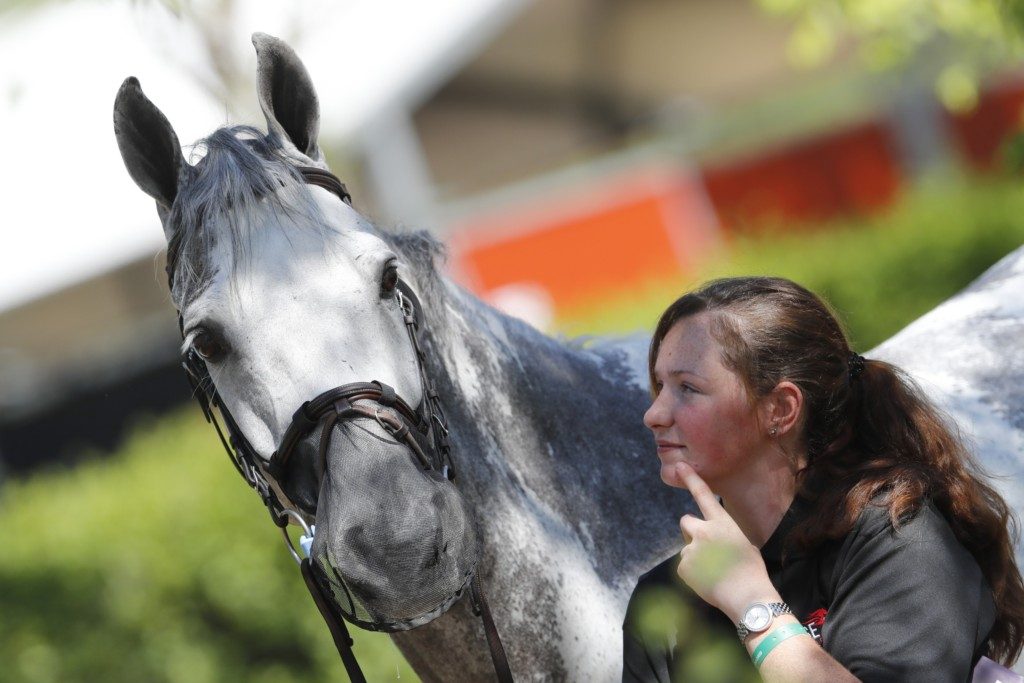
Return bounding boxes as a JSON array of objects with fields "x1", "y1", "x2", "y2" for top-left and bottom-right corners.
[
  {"x1": 0, "y1": 411, "x2": 417, "y2": 683},
  {"x1": 631, "y1": 585, "x2": 758, "y2": 683},
  {"x1": 630, "y1": 585, "x2": 692, "y2": 646},
  {"x1": 558, "y1": 177, "x2": 1024, "y2": 351},
  {"x1": 1002, "y1": 131, "x2": 1024, "y2": 174},
  {"x1": 755, "y1": 0, "x2": 1024, "y2": 111},
  {"x1": 675, "y1": 636, "x2": 758, "y2": 683}
]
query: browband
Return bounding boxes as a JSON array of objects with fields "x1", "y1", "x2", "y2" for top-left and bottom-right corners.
[{"x1": 296, "y1": 165, "x2": 352, "y2": 205}]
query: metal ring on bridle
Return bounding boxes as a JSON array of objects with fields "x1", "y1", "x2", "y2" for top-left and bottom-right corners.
[{"x1": 280, "y1": 507, "x2": 314, "y2": 566}]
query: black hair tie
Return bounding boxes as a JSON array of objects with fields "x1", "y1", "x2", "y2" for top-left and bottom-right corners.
[{"x1": 848, "y1": 352, "x2": 866, "y2": 381}]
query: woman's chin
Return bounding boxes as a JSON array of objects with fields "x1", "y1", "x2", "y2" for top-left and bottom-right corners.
[
  {"x1": 660, "y1": 462, "x2": 689, "y2": 488},
  {"x1": 661, "y1": 460, "x2": 717, "y2": 490}
]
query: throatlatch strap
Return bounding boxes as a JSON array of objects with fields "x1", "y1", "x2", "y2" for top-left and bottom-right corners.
[
  {"x1": 471, "y1": 574, "x2": 514, "y2": 683},
  {"x1": 301, "y1": 559, "x2": 367, "y2": 683}
]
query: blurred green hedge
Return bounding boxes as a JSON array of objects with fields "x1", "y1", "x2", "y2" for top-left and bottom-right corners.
[
  {"x1": 3, "y1": 176, "x2": 1023, "y2": 682},
  {"x1": 0, "y1": 411, "x2": 417, "y2": 683},
  {"x1": 559, "y1": 177, "x2": 1024, "y2": 351}
]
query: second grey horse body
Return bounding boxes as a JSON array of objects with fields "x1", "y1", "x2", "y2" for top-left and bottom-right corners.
[{"x1": 872, "y1": 249, "x2": 1024, "y2": 555}]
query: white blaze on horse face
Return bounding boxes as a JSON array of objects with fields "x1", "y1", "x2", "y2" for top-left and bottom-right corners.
[{"x1": 181, "y1": 185, "x2": 422, "y2": 459}]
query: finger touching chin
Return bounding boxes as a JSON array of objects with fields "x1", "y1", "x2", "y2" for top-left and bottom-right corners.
[{"x1": 660, "y1": 462, "x2": 687, "y2": 488}]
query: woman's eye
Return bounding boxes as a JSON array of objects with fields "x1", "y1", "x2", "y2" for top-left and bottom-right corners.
[
  {"x1": 381, "y1": 261, "x2": 399, "y2": 296},
  {"x1": 192, "y1": 330, "x2": 226, "y2": 362}
]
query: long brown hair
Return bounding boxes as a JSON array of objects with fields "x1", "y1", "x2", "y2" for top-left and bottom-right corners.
[{"x1": 649, "y1": 276, "x2": 1024, "y2": 664}]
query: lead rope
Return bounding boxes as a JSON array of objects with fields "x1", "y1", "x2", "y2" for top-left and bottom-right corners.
[
  {"x1": 300, "y1": 552, "x2": 509, "y2": 683},
  {"x1": 300, "y1": 558, "x2": 367, "y2": 683},
  {"x1": 471, "y1": 575, "x2": 515, "y2": 683}
]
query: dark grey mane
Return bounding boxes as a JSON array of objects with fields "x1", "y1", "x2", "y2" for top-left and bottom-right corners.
[
  {"x1": 167, "y1": 125, "x2": 320, "y2": 306},
  {"x1": 385, "y1": 230, "x2": 447, "y2": 299}
]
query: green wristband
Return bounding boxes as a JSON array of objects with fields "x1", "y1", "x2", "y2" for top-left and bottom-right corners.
[{"x1": 751, "y1": 623, "x2": 810, "y2": 668}]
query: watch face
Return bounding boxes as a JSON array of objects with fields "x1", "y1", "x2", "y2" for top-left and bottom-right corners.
[{"x1": 743, "y1": 603, "x2": 772, "y2": 631}]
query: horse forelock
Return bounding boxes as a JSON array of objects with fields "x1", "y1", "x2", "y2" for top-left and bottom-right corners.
[
  {"x1": 166, "y1": 125, "x2": 324, "y2": 307},
  {"x1": 164, "y1": 125, "x2": 447, "y2": 310}
]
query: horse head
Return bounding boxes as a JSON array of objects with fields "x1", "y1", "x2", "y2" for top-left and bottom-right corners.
[{"x1": 113, "y1": 33, "x2": 478, "y2": 632}]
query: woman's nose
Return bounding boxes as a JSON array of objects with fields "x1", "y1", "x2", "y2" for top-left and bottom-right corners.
[{"x1": 643, "y1": 394, "x2": 670, "y2": 430}]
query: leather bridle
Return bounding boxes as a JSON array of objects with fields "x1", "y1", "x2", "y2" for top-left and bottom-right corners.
[{"x1": 169, "y1": 166, "x2": 512, "y2": 682}]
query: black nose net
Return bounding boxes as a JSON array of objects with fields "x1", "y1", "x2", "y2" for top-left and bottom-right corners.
[{"x1": 307, "y1": 416, "x2": 477, "y2": 631}]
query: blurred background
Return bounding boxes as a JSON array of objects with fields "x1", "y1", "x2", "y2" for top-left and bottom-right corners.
[{"x1": 3, "y1": 0, "x2": 1024, "y2": 680}]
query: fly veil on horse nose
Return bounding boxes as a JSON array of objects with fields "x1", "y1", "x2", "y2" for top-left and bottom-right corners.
[{"x1": 113, "y1": 33, "x2": 512, "y2": 682}]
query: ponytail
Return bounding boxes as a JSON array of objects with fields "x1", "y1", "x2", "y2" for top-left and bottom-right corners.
[{"x1": 794, "y1": 359, "x2": 1024, "y2": 664}]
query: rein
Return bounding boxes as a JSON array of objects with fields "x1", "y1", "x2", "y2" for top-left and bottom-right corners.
[{"x1": 170, "y1": 166, "x2": 512, "y2": 682}]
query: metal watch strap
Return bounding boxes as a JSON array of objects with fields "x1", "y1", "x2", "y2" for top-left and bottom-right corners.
[{"x1": 736, "y1": 602, "x2": 792, "y2": 641}]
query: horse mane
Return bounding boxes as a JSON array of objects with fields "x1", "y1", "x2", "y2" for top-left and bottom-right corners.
[
  {"x1": 384, "y1": 229, "x2": 447, "y2": 300},
  {"x1": 166, "y1": 123, "x2": 446, "y2": 310}
]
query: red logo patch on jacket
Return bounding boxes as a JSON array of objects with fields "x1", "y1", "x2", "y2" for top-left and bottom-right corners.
[{"x1": 803, "y1": 608, "x2": 827, "y2": 644}]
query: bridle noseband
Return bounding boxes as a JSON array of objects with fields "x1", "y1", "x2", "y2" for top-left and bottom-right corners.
[
  {"x1": 170, "y1": 165, "x2": 512, "y2": 682},
  {"x1": 269, "y1": 277, "x2": 454, "y2": 486}
]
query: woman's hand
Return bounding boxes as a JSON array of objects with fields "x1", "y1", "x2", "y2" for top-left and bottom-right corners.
[{"x1": 672, "y1": 462, "x2": 778, "y2": 622}]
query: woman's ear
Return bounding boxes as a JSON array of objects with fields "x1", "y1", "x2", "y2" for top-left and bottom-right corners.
[{"x1": 763, "y1": 381, "x2": 803, "y2": 437}]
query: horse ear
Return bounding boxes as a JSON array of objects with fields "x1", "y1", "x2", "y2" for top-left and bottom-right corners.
[
  {"x1": 113, "y1": 77, "x2": 188, "y2": 237},
  {"x1": 252, "y1": 32, "x2": 323, "y2": 162}
]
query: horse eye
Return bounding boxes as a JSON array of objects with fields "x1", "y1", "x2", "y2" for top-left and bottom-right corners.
[
  {"x1": 381, "y1": 261, "x2": 399, "y2": 296},
  {"x1": 192, "y1": 330, "x2": 226, "y2": 362}
]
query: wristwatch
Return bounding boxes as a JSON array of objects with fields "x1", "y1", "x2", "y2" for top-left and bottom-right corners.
[{"x1": 735, "y1": 601, "x2": 792, "y2": 641}]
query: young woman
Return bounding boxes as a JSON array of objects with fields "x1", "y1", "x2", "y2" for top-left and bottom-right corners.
[{"x1": 622, "y1": 277, "x2": 1024, "y2": 682}]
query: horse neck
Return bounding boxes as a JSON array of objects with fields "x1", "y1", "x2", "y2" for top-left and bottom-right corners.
[
  {"x1": 416, "y1": 278, "x2": 689, "y2": 577},
  {"x1": 386, "y1": 277, "x2": 688, "y2": 680},
  {"x1": 422, "y1": 280, "x2": 642, "y2": 465}
]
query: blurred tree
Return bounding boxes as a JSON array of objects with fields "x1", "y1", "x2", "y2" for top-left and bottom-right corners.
[
  {"x1": 135, "y1": 0, "x2": 310, "y2": 118},
  {"x1": 0, "y1": 0, "x2": 280, "y2": 116},
  {"x1": 756, "y1": 0, "x2": 1024, "y2": 111},
  {"x1": 0, "y1": 0, "x2": 64, "y2": 17}
]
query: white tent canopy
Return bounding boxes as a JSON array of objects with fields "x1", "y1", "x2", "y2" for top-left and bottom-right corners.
[{"x1": 0, "y1": 0, "x2": 526, "y2": 312}]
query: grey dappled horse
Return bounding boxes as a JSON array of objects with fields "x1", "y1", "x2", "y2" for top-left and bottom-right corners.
[
  {"x1": 872, "y1": 255, "x2": 1024, "y2": 547},
  {"x1": 113, "y1": 33, "x2": 1024, "y2": 681}
]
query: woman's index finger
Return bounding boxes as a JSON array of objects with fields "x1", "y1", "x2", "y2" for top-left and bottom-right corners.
[{"x1": 674, "y1": 462, "x2": 721, "y2": 519}]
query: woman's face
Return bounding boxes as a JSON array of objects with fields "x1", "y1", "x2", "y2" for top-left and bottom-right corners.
[{"x1": 643, "y1": 313, "x2": 767, "y2": 491}]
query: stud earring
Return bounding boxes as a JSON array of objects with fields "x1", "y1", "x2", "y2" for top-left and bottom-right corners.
[{"x1": 769, "y1": 425, "x2": 778, "y2": 437}]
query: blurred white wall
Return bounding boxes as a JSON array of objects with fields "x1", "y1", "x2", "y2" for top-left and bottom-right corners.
[{"x1": 0, "y1": 0, "x2": 528, "y2": 313}]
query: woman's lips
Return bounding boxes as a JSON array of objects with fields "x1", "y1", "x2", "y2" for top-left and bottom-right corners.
[{"x1": 656, "y1": 441, "x2": 685, "y2": 454}]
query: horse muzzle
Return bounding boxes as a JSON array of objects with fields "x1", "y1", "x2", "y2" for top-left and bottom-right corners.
[{"x1": 271, "y1": 381, "x2": 478, "y2": 631}]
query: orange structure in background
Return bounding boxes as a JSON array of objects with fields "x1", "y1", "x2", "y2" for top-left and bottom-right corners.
[
  {"x1": 449, "y1": 168, "x2": 720, "y2": 319},
  {"x1": 702, "y1": 121, "x2": 903, "y2": 233},
  {"x1": 448, "y1": 80, "x2": 1024, "y2": 322}
]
